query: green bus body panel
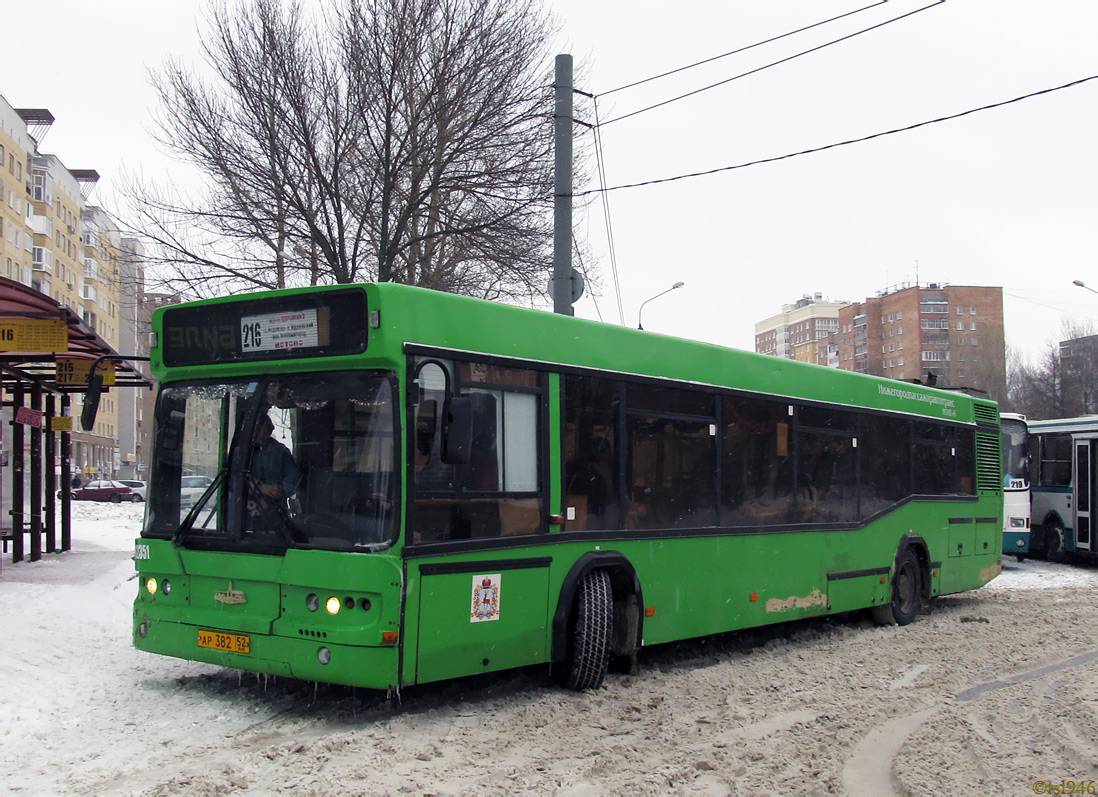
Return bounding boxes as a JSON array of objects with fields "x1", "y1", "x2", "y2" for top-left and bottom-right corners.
[
  {"x1": 399, "y1": 501, "x2": 999, "y2": 686},
  {"x1": 134, "y1": 539, "x2": 403, "y2": 689},
  {"x1": 413, "y1": 563, "x2": 551, "y2": 683},
  {"x1": 139, "y1": 283, "x2": 1002, "y2": 691}
]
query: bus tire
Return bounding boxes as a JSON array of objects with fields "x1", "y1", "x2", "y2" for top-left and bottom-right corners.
[
  {"x1": 871, "y1": 547, "x2": 922, "y2": 626},
  {"x1": 1045, "y1": 520, "x2": 1066, "y2": 563},
  {"x1": 562, "y1": 569, "x2": 613, "y2": 691}
]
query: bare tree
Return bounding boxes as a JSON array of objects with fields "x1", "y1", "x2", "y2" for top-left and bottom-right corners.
[
  {"x1": 1007, "y1": 319, "x2": 1098, "y2": 419},
  {"x1": 124, "y1": 0, "x2": 569, "y2": 301}
]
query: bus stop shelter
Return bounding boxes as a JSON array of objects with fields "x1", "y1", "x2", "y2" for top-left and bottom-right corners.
[{"x1": 0, "y1": 277, "x2": 149, "y2": 569}]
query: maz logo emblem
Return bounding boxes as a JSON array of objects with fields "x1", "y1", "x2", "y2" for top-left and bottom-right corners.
[{"x1": 214, "y1": 581, "x2": 247, "y2": 605}]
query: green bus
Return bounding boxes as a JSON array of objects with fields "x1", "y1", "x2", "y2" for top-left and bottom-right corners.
[{"x1": 132, "y1": 283, "x2": 1003, "y2": 692}]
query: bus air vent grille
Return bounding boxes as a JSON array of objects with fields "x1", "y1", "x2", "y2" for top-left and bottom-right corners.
[
  {"x1": 975, "y1": 431, "x2": 1001, "y2": 492},
  {"x1": 973, "y1": 404, "x2": 998, "y2": 424}
]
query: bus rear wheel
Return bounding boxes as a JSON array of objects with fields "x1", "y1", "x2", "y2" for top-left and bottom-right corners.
[
  {"x1": 562, "y1": 569, "x2": 613, "y2": 691},
  {"x1": 1045, "y1": 521, "x2": 1066, "y2": 563},
  {"x1": 871, "y1": 548, "x2": 922, "y2": 626}
]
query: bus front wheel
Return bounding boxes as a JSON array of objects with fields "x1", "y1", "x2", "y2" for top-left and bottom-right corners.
[
  {"x1": 561, "y1": 569, "x2": 613, "y2": 691},
  {"x1": 871, "y1": 548, "x2": 922, "y2": 626}
]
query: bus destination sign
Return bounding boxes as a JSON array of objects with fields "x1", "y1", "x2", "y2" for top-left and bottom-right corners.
[
  {"x1": 160, "y1": 288, "x2": 368, "y2": 367},
  {"x1": 240, "y1": 308, "x2": 320, "y2": 353}
]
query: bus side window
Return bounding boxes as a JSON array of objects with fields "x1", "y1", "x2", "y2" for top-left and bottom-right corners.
[
  {"x1": 721, "y1": 396, "x2": 794, "y2": 526},
  {"x1": 413, "y1": 362, "x2": 542, "y2": 543},
  {"x1": 564, "y1": 375, "x2": 620, "y2": 531}
]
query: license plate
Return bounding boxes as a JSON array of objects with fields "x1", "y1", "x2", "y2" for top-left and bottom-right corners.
[{"x1": 197, "y1": 629, "x2": 251, "y2": 654}]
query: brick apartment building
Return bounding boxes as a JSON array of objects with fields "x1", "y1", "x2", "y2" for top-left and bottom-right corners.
[{"x1": 836, "y1": 283, "x2": 1006, "y2": 402}]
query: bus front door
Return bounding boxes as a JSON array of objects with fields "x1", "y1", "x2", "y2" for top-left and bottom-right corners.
[{"x1": 1075, "y1": 440, "x2": 1094, "y2": 553}]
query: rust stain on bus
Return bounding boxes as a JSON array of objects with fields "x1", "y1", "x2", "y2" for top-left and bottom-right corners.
[
  {"x1": 980, "y1": 563, "x2": 1002, "y2": 582},
  {"x1": 766, "y1": 589, "x2": 827, "y2": 613}
]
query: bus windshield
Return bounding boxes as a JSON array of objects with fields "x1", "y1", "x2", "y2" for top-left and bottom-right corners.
[
  {"x1": 1001, "y1": 417, "x2": 1030, "y2": 489},
  {"x1": 144, "y1": 370, "x2": 398, "y2": 552}
]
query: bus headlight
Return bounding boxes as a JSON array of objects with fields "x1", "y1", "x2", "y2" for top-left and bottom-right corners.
[
  {"x1": 146, "y1": 577, "x2": 158, "y2": 595},
  {"x1": 1009, "y1": 517, "x2": 1026, "y2": 528},
  {"x1": 318, "y1": 647, "x2": 331, "y2": 665},
  {"x1": 325, "y1": 597, "x2": 341, "y2": 615}
]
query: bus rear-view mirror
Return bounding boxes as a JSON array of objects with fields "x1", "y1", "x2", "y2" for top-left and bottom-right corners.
[{"x1": 80, "y1": 373, "x2": 104, "y2": 432}]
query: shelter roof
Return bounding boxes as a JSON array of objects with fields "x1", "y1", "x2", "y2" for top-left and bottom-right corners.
[{"x1": 0, "y1": 277, "x2": 149, "y2": 391}]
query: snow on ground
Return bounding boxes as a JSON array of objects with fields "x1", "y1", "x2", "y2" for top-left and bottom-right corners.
[{"x1": 4, "y1": 510, "x2": 1098, "y2": 794}]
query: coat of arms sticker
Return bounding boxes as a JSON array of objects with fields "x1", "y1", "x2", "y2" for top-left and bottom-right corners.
[{"x1": 470, "y1": 573, "x2": 501, "y2": 622}]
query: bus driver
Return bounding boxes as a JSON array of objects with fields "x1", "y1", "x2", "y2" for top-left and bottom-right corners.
[{"x1": 247, "y1": 413, "x2": 300, "y2": 529}]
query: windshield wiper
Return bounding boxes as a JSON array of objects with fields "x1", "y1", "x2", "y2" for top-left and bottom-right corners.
[{"x1": 172, "y1": 469, "x2": 227, "y2": 546}]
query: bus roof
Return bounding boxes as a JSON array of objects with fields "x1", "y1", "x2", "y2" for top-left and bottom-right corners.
[
  {"x1": 153, "y1": 282, "x2": 998, "y2": 425},
  {"x1": 1028, "y1": 415, "x2": 1098, "y2": 433}
]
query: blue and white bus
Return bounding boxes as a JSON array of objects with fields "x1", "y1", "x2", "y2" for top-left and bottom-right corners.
[
  {"x1": 1029, "y1": 415, "x2": 1098, "y2": 560},
  {"x1": 1000, "y1": 413, "x2": 1030, "y2": 560}
]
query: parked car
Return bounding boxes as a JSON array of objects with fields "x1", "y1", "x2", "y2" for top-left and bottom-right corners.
[
  {"x1": 180, "y1": 475, "x2": 214, "y2": 507},
  {"x1": 117, "y1": 479, "x2": 147, "y2": 502},
  {"x1": 73, "y1": 479, "x2": 136, "y2": 503}
]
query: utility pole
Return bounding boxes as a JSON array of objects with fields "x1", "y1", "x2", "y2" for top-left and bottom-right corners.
[{"x1": 553, "y1": 54, "x2": 576, "y2": 315}]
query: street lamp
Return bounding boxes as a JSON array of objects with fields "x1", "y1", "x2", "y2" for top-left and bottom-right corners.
[
  {"x1": 1074, "y1": 279, "x2": 1098, "y2": 296},
  {"x1": 637, "y1": 281, "x2": 685, "y2": 330}
]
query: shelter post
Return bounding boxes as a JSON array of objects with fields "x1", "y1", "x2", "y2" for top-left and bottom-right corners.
[
  {"x1": 60, "y1": 393, "x2": 71, "y2": 552},
  {"x1": 10, "y1": 382, "x2": 24, "y2": 563},
  {"x1": 29, "y1": 381, "x2": 42, "y2": 562},
  {"x1": 45, "y1": 392, "x2": 56, "y2": 553}
]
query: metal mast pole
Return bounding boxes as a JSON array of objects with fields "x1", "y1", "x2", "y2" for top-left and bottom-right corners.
[{"x1": 553, "y1": 54, "x2": 574, "y2": 316}]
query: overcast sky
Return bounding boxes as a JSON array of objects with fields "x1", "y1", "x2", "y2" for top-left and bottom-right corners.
[{"x1": 5, "y1": 0, "x2": 1098, "y2": 365}]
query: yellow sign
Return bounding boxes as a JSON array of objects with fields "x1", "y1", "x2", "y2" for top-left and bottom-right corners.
[
  {"x1": 0, "y1": 318, "x2": 68, "y2": 352},
  {"x1": 55, "y1": 358, "x2": 116, "y2": 387},
  {"x1": 50, "y1": 416, "x2": 74, "y2": 432}
]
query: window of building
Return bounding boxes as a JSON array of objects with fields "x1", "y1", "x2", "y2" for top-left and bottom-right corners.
[
  {"x1": 956, "y1": 306, "x2": 964, "y2": 315},
  {"x1": 956, "y1": 321, "x2": 965, "y2": 331},
  {"x1": 970, "y1": 306, "x2": 977, "y2": 315},
  {"x1": 970, "y1": 322, "x2": 976, "y2": 331},
  {"x1": 971, "y1": 337, "x2": 978, "y2": 346}
]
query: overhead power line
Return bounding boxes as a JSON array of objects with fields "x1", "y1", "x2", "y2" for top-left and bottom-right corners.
[
  {"x1": 599, "y1": 0, "x2": 945, "y2": 126},
  {"x1": 599, "y1": 0, "x2": 888, "y2": 98},
  {"x1": 575, "y1": 75, "x2": 1098, "y2": 197}
]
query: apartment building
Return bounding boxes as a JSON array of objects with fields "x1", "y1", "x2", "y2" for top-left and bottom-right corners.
[
  {"x1": 836, "y1": 283, "x2": 1006, "y2": 402},
  {"x1": 754, "y1": 293, "x2": 846, "y2": 367},
  {"x1": 1, "y1": 92, "x2": 139, "y2": 478},
  {"x1": 0, "y1": 100, "x2": 35, "y2": 284}
]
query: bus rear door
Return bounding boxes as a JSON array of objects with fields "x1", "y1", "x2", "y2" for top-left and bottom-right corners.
[{"x1": 1076, "y1": 439, "x2": 1094, "y2": 553}]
